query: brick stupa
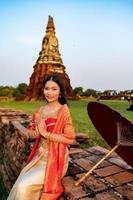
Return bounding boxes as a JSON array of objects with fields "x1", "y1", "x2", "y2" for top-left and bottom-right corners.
[{"x1": 25, "y1": 16, "x2": 75, "y2": 101}]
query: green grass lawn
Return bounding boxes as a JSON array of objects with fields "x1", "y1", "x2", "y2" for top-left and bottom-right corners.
[{"x1": 0, "y1": 99, "x2": 133, "y2": 148}]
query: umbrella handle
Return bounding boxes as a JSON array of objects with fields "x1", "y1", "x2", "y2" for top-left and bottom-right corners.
[{"x1": 75, "y1": 144, "x2": 119, "y2": 186}]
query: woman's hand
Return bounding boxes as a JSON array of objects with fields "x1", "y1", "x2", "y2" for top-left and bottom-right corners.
[{"x1": 37, "y1": 120, "x2": 47, "y2": 137}]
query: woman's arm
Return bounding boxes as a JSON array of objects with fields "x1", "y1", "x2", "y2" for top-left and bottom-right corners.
[
  {"x1": 26, "y1": 108, "x2": 41, "y2": 139},
  {"x1": 41, "y1": 131, "x2": 75, "y2": 144},
  {"x1": 38, "y1": 106, "x2": 75, "y2": 144}
]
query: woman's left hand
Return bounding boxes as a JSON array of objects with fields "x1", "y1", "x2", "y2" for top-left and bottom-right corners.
[{"x1": 37, "y1": 120, "x2": 46, "y2": 134}]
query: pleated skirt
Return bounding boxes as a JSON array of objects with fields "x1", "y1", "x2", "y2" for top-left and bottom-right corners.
[{"x1": 7, "y1": 144, "x2": 68, "y2": 200}]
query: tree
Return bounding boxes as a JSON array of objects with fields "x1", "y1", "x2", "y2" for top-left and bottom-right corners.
[
  {"x1": 15, "y1": 83, "x2": 28, "y2": 96},
  {"x1": 73, "y1": 87, "x2": 84, "y2": 96},
  {"x1": 0, "y1": 83, "x2": 28, "y2": 97},
  {"x1": 84, "y1": 88, "x2": 98, "y2": 97},
  {"x1": 0, "y1": 86, "x2": 15, "y2": 97}
]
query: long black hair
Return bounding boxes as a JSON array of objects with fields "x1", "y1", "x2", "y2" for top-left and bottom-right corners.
[{"x1": 43, "y1": 75, "x2": 67, "y2": 105}]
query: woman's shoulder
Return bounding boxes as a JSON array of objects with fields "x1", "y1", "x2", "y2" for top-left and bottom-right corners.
[
  {"x1": 61, "y1": 104, "x2": 71, "y2": 115},
  {"x1": 34, "y1": 106, "x2": 45, "y2": 114},
  {"x1": 61, "y1": 104, "x2": 69, "y2": 111}
]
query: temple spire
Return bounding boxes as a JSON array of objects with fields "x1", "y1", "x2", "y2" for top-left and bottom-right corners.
[
  {"x1": 37, "y1": 15, "x2": 62, "y2": 64},
  {"x1": 25, "y1": 16, "x2": 75, "y2": 101},
  {"x1": 46, "y1": 15, "x2": 55, "y2": 32}
]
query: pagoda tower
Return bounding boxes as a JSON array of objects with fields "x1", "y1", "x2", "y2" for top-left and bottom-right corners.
[{"x1": 25, "y1": 16, "x2": 75, "y2": 101}]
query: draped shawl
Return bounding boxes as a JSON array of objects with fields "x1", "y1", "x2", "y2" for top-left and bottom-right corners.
[{"x1": 27, "y1": 104, "x2": 75, "y2": 200}]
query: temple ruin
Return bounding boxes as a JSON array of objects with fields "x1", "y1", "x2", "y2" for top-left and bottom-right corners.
[{"x1": 25, "y1": 16, "x2": 75, "y2": 101}]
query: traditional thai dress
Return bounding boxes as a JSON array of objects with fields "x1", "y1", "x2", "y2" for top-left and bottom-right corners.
[{"x1": 7, "y1": 104, "x2": 75, "y2": 200}]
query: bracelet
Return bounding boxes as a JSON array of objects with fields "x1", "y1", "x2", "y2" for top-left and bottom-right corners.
[{"x1": 47, "y1": 132, "x2": 51, "y2": 142}]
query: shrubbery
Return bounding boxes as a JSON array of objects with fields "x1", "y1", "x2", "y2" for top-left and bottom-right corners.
[{"x1": 0, "y1": 83, "x2": 27, "y2": 97}]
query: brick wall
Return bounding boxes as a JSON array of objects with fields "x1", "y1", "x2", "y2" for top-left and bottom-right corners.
[{"x1": 0, "y1": 108, "x2": 132, "y2": 199}]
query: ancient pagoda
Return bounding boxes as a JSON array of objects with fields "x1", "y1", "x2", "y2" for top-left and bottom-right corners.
[{"x1": 25, "y1": 16, "x2": 75, "y2": 101}]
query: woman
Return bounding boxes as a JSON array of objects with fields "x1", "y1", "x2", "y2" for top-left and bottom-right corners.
[{"x1": 7, "y1": 75, "x2": 75, "y2": 200}]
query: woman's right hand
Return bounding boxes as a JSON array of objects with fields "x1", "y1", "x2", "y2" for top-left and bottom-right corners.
[{"x1": 36, "y1": 120, "x2": 47, "y2": 137}]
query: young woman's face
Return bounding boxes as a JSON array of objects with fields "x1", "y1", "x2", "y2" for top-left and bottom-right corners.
[{"x1": 44, "y1": 80, "x2": 60, "y2": 103}]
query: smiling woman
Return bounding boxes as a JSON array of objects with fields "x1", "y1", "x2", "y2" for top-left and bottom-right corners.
[
  {"x1": 7, "y1": 75, "x2": 75, "y2": 200},
  {"x1": 44, "y1": 77, "x2": 61, "y2": 103}
]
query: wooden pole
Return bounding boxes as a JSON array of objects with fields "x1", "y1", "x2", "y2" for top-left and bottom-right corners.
[{"x1": 75, "y1": 144, "x2": 119, "y2": 186}]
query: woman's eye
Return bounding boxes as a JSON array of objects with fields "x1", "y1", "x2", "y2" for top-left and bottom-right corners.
[
  {"x1": 52, "y1": 88, "x2": 57, "y2": 90},
  {"x1": 44, "y1": 87, "x2": 58, "y2": 91}
]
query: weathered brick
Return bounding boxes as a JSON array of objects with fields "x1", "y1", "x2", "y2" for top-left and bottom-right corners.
[
  {"x1": 62, "y1": 176, "x2": 75, "y2": 193},
  {"x1": 86, "y1": 146, "x2": 109, "y2": 155},
  {"x1": 0, "y1": 110, "x2": 132, "y2": 200},
  {"x1": 69, "y1": 186, "x2": 88, "y2": 199},
  {"x1": 115, "y1": 183, "x2": 133, "y2": 199},
  {"x1": 74, "y1": 158, "x2": 93, "y2": 171},
  {"x1": 62, "y1": 176, "x2": 87, "y2": 199},
  {"x1": 70, "y1": 151, "x2": 91, "y2": 160},
  {"x1": 66, "y1": 162, "x2": 84, "y2": 176},
  {"x1": 69, "y1": 148, "x2": 84, "y2": 155},
  {"x1": 80, "y1": 191, "x2": 122, "y2": 200},
  {"x1": 105, "y1": 171, "x2": 133, "y2": 186},
  {"x1": 76, "y1": 173, "x2": 107, "y2": 192},
  {"x1": 76, "y1": 132, "x2": 90, "y2": 144},
  {"x1": 79, "y1": 151, "x2": 92, "y2": 157},
  {"x1": 94, "y1": 165, "x2": 124, "y2": 177},
  {"x1": 109, "y1": 157, "x2": 133, "y2": 170},
  {"x1": 86, "y1": 155, "x2": 102, "y2": 163},
  {"x1": 98, "y1": 160, "x2": 112, "y2": 168}
]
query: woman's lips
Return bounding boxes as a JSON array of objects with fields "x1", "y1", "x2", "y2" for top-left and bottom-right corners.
[{"x1": 46, "y1": 96, "x2": 54, "y2": 99}]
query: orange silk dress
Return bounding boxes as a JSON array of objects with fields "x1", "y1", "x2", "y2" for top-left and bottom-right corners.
[
  {"x1": 7, "y1": 104, "x2": 75, "y2": 200},
  {"x1": 7, "y1": 118, "x2": 68, "y2": 200}
]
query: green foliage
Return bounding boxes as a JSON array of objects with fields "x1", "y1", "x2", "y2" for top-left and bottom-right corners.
[
  {"x1": 73, "y1": 87, "x2": 84, "y2": 96},
  {"x1": 0, "y1": 83, "x2": 27, "y2": 97},
  {"x1": 13, "y1": 88, "x2": 22, "y2": 97},
  {"x1": 16, "y1": 83, "x2": 27, "y2": 95},
  {"x1": 0, "y1": 86, "x2": 15, "y2": 97},
  {"x1": 84, "y1": 88, "x2": 98, "y2": 97},
  {"x1": 73, "y1": 87, "x2": 100, "y2": 98}
]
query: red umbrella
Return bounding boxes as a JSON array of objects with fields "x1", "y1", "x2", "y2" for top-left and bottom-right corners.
[{"x1": 75, "y1": 101, "x2": 133, "y2": 186}]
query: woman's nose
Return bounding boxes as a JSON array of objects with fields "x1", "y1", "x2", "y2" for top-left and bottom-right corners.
[{"x1": 47, "y1": 90, "x2": 52, "y2": 95}]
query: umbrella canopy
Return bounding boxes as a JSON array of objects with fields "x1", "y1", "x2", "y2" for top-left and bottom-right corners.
[{"x1": 87, "y1": 102, "x2": 133, "y2": 167}]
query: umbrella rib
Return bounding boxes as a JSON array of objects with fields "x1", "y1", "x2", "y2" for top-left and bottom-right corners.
[{"x1": 117, "y1": 122, "x2": 133, "y2": 146}]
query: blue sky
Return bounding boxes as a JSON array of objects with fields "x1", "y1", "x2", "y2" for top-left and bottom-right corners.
[{"x1": 0, "y1": 0, "x2": 133, "y2": 91}]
